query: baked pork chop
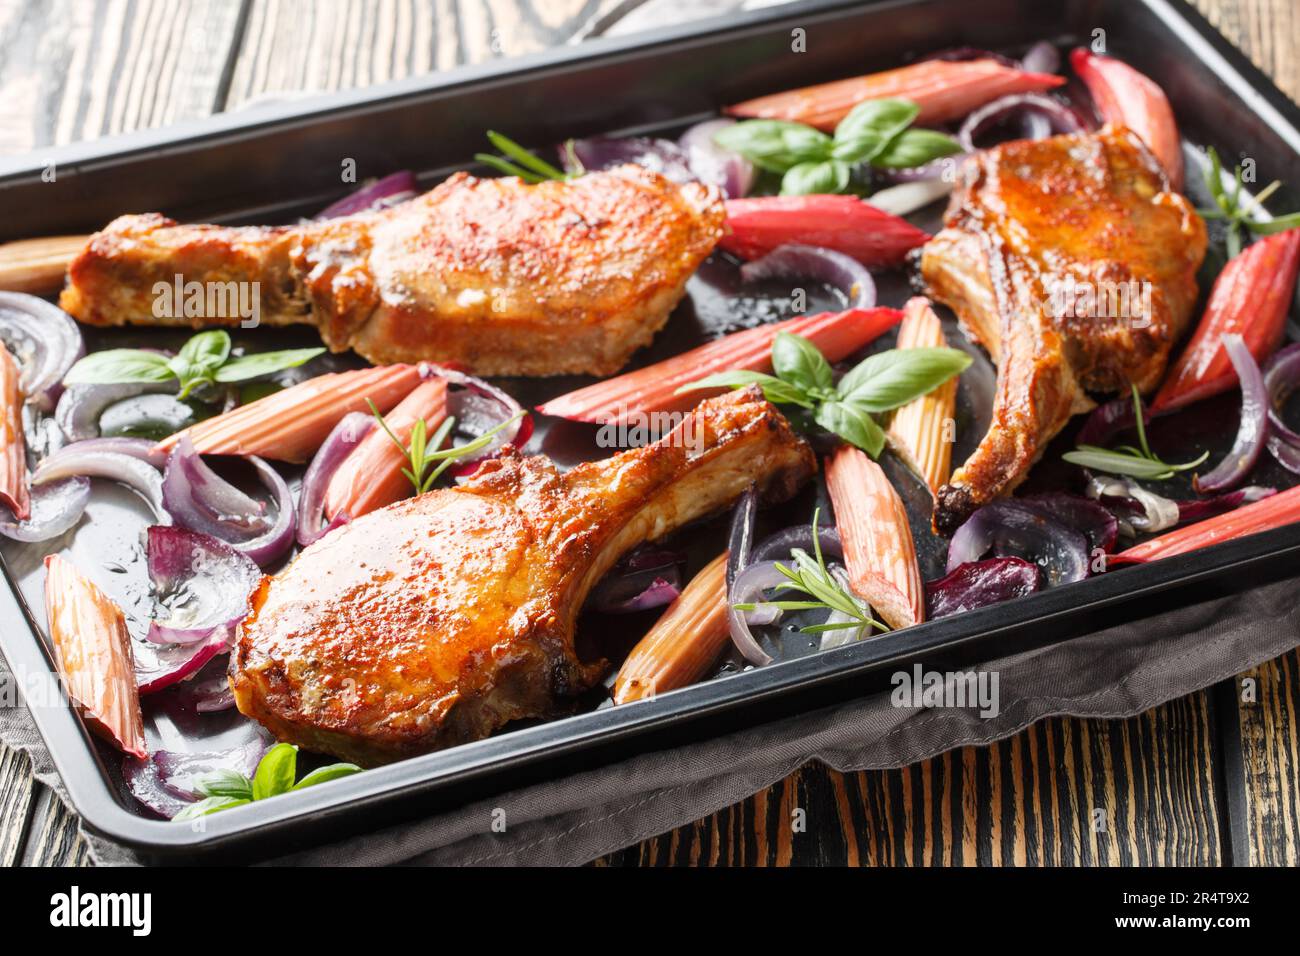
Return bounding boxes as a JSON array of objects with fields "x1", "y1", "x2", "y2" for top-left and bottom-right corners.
[
  {"x1": 230, "y1": 387, "x2": 814, "y2": 766},
  {"x1": 58, "y1": 166, "x2": 725, "y2": 377},
  {"x1": 921, "y1": 125, "x2": 1206, "y2": 534}
]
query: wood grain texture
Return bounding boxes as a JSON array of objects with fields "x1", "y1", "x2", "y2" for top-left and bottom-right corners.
[
  {"x1": 1190, "y1": 0, "x2": 1300, "y2": 102},
  {"x1": 601, "y1": 696, "x2": 1225, "y2": 866},
  {"x1": 0, "y1": 745, "x2": 36, "y2": 866},
  {"x1": 222, "y1": 0, "x2": 627, "y2": 110},
  {"x1": 1233, "y1": 651, "x2": 1300, "y2": 865},
  {"x1": 0, "y1": 0, "x2": 247, "y2": 157}
]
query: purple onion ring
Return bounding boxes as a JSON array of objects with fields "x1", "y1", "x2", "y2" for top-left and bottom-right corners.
[{"x1": 740, "y1": 243, "x2": 877, "y2": 310}]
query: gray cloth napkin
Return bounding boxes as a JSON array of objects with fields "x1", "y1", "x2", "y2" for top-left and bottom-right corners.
[{"x1": 3, "y1": 571, "x2": 1296, "y2": 865}]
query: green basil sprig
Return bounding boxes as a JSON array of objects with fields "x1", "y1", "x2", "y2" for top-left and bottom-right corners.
[
  {"x1": 64, "y1": 330, "x2": 324, "y2": 400},
  {"x1": 174, "y1": 743, "x2": 360, "y2": 820},
  {"x1": 678, "y1": 331, "x2": 971, "y2": 457},
  {"x1": 713, "y1": 98, "x2": 962, "y2": 196}
]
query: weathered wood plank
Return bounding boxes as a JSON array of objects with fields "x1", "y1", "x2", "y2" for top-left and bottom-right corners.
[
  {"x1": 1233, "y1": 652, "x2": 1300, "y2": 865},
  {"x1": 1190, "y1": 0, "x2": 1300, "y2": 103},
  {"x1": 21, "y1": 789, "x2": 90, "y2": 867},
  {"x1": 0, "y1": 744, "x2": 37, "y2": 866},
  {"x1": 222, "y1": 0, "x2": 628, "y2": 110},
  {"x1": 0, "y1": 0, "x2": 247, "y2": 156},
  {"x1": 601, "y1": 695, "x2": 1224, "y2": 866}
]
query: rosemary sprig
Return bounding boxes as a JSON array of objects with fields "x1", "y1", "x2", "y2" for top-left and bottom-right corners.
[
  {"x1": 367, "y1": 401, "x2": 525, "y2": 494},
  {"x1": 734, "y1": 509, "x2": 887, "y2": 635},
  {"x1": 1063, "y1": 384, "x2": 1209, "y2": 480},
  {"x1": 1197, "y1": 146, "x2": 1300, "y2": 259},
  {"x1": 474, "y1": 130, "x2": 571, "y2": 183}
]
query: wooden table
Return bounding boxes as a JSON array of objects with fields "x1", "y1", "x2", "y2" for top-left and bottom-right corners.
[{"x1": 1, "y1": 0, "x2": 1297, "y2": 867}]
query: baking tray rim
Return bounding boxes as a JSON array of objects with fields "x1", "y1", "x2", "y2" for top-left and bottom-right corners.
[{"x1": 1, "y1": 0, "x2": 1298, "y2": 856}]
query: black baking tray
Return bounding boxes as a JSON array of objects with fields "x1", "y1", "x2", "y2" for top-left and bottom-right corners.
[{"x1": 3, "y1": 0, "x2": 1300, "y2": 863}]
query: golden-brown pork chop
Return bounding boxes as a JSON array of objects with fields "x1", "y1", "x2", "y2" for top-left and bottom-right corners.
[
  {"x1": 921, "y1": 125, "x2": 1206, "y2": 534},
  {"x1": 230, "y1": 387, "x2": 814, "y2": 765},
  {"x1": 59, "y1": 166, "x2": 725, "y2": 377}
]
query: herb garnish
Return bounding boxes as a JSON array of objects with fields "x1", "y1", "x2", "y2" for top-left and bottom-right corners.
[
  {"x1": 733, "y1": 509, "x2": 886, "y2": 635},
  {"x1": 367, "y1": 401, "x2": 525, "y2": 494},
  {"x1": 713, "y1": 98, "x2": 963, "y2": 196},
  {"x1": 63, "y1": 330, "x2": 324, "y2": 400},
  {"x1": 678, "y1": 331, "x2": 971, "y2": 457},
  {"x1": 1063, "y1": 384, "x2": 1209, "y2": 479},
  {"x1": 1198, "y1": 146, "x2": 1300, "y2": 259},
  {"x1": 174, "y1": 743, "x2": 360, "y2": 820},
  {"x1": 474, "y1": 131, "x2": 572, "y2": 183}
]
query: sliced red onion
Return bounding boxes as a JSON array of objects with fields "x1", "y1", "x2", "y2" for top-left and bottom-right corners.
[
  {"x1": 1195, "y1": 334, "x2": 1267, "y2": 493},
  {"x1": 0, "y1": 476, "x2": 90, "y2": 542},
  {"x1": 56, "y1": 381, "x2": 177, "y2": 442},
  {"x1": 751, "y1": 525, "x2": 843, "y2": 564},
  {"x1": 1178, "y1": 486, "x2": 1276, "y2": 523},
  {"x1": 947, "y1": 499, "x2": 1090, "y2": 585},
  {"x1": 1076, "y1": 392, "x2": 1152, "y2": 447},
  {"x1": 422, "y1": 364, "x2": 530, "y2": 472},
  {"x1": 922, "y1": 47, "x2": 1022, "y2": 69},
  {"x1": 1263, "y1": 342, "x2": 1300, "y2": 447},
  {"x1": 1022, "y1": 492, "x2": 1118, "y2": 552},
  {"x1": 868, "y1": 178, "x2": 957, "y2": 215},
  {"x1": 1019, "y1": 41, "x2": 1061, "y2": 75},
  {"x1": 297, "y1": 411, "x2": 374, "y2": 547},
  {"x1": 0, "y1": 292, "x2": 85, "y2": 410},
  {"x1": 726, "y1": 486, "x2": 759, "y2": 594},
  {"x1": 31, "y1": 446, "x2": 167, "y2": 521},
  {"x1": 740, "y1": 243, "x2": 876, "y2": 310},
  {"x1": 162, "y1": 436, "x2": 266, "y2": 538},
  {"x1": 124, "y1": 734, "x2": 267, "y2": 819},
  {"x1": 561, "y1": 136, "x2": 697, "y2": 184},
  {"x1": 174, "y1": 671, "x2": 237, "y2": 712},
  {"x1": 145, "y1": 525, "x2": 260, "y2": 645},
  {"x1": 590, "y1": 548, "x2": 684, "y2": 613},
  {"x1": 135, "y1": 632, "x2": 229, "y2": 695},
  {"x1": 926, "y1": 556, "x2": 1041, "y2": 619},
  {"x1": 958, "y1": 93, "x2": 1084, "y2": 152},
  {"x1": 727, "y1": 560, "x2": 789, "y2": 665},
  {"x1": 1085, "y1": 474, "x2": 1274, "y2": 533},
  {"x1": 1267, "y1": 431, "x2": 1300, "y2": 474},
  {"x1": 239, "y1": 457, "x2": 295, "y2": 566},
  {"x1": 315, "y1": 170, "x2": 418, "y2": 219},
  {"x1": 56, "y1": 436, "x2": 159, "y2": 463},
  {"x1": 678, "y1": 118, "x2": 755, "y2": 198},
  {"x1": 1087, "y1": 474, "x2": 1182, "y2": 534}
]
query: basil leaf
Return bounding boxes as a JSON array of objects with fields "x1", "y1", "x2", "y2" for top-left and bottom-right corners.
[
  {"x1": 814, "y1": 399, "x2": 887, "y2": 457},
  {"x1": 173, "y1": 796, "x2": 250, "y2": 821},
  {"x1": 714, "y1": 121, "x2": 832, "y2": 173},
  {"x1": 178, "y1": 330, "x2": 231, "y2": 371},
  {"x1": 292, "y1": 763, "x2": 363, "y2": 791},
  {"x1": 831, "y1": 98, "x2": 919, "y2": 164},
  {"x1": 214, "y1": 347, "x2": 326, "y2": 383},
  {"x1": 252, "y1": 743, "x2": 298, "y2": 800},
  {"x1": 194, "y1": 769, "x2": 254, "y2": 801},
  {"x1": 836, "y1": 347, "x2": 971, "y2": 412},
  {"x1": 678, "y1": 370, "x2": 815, "y2": 408},
  {"x1": 63, "y1": 349, "x2": 175, "y2": 386},
  {"x1": 780, "y1": 159, "x2": 849, "y2": 196},
  {"x1": 871, "y1": 128, "x2": 963, "y2": 169},
  {"x1": 771, "y1": 332, "x2": 833, "y2": 393}
]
